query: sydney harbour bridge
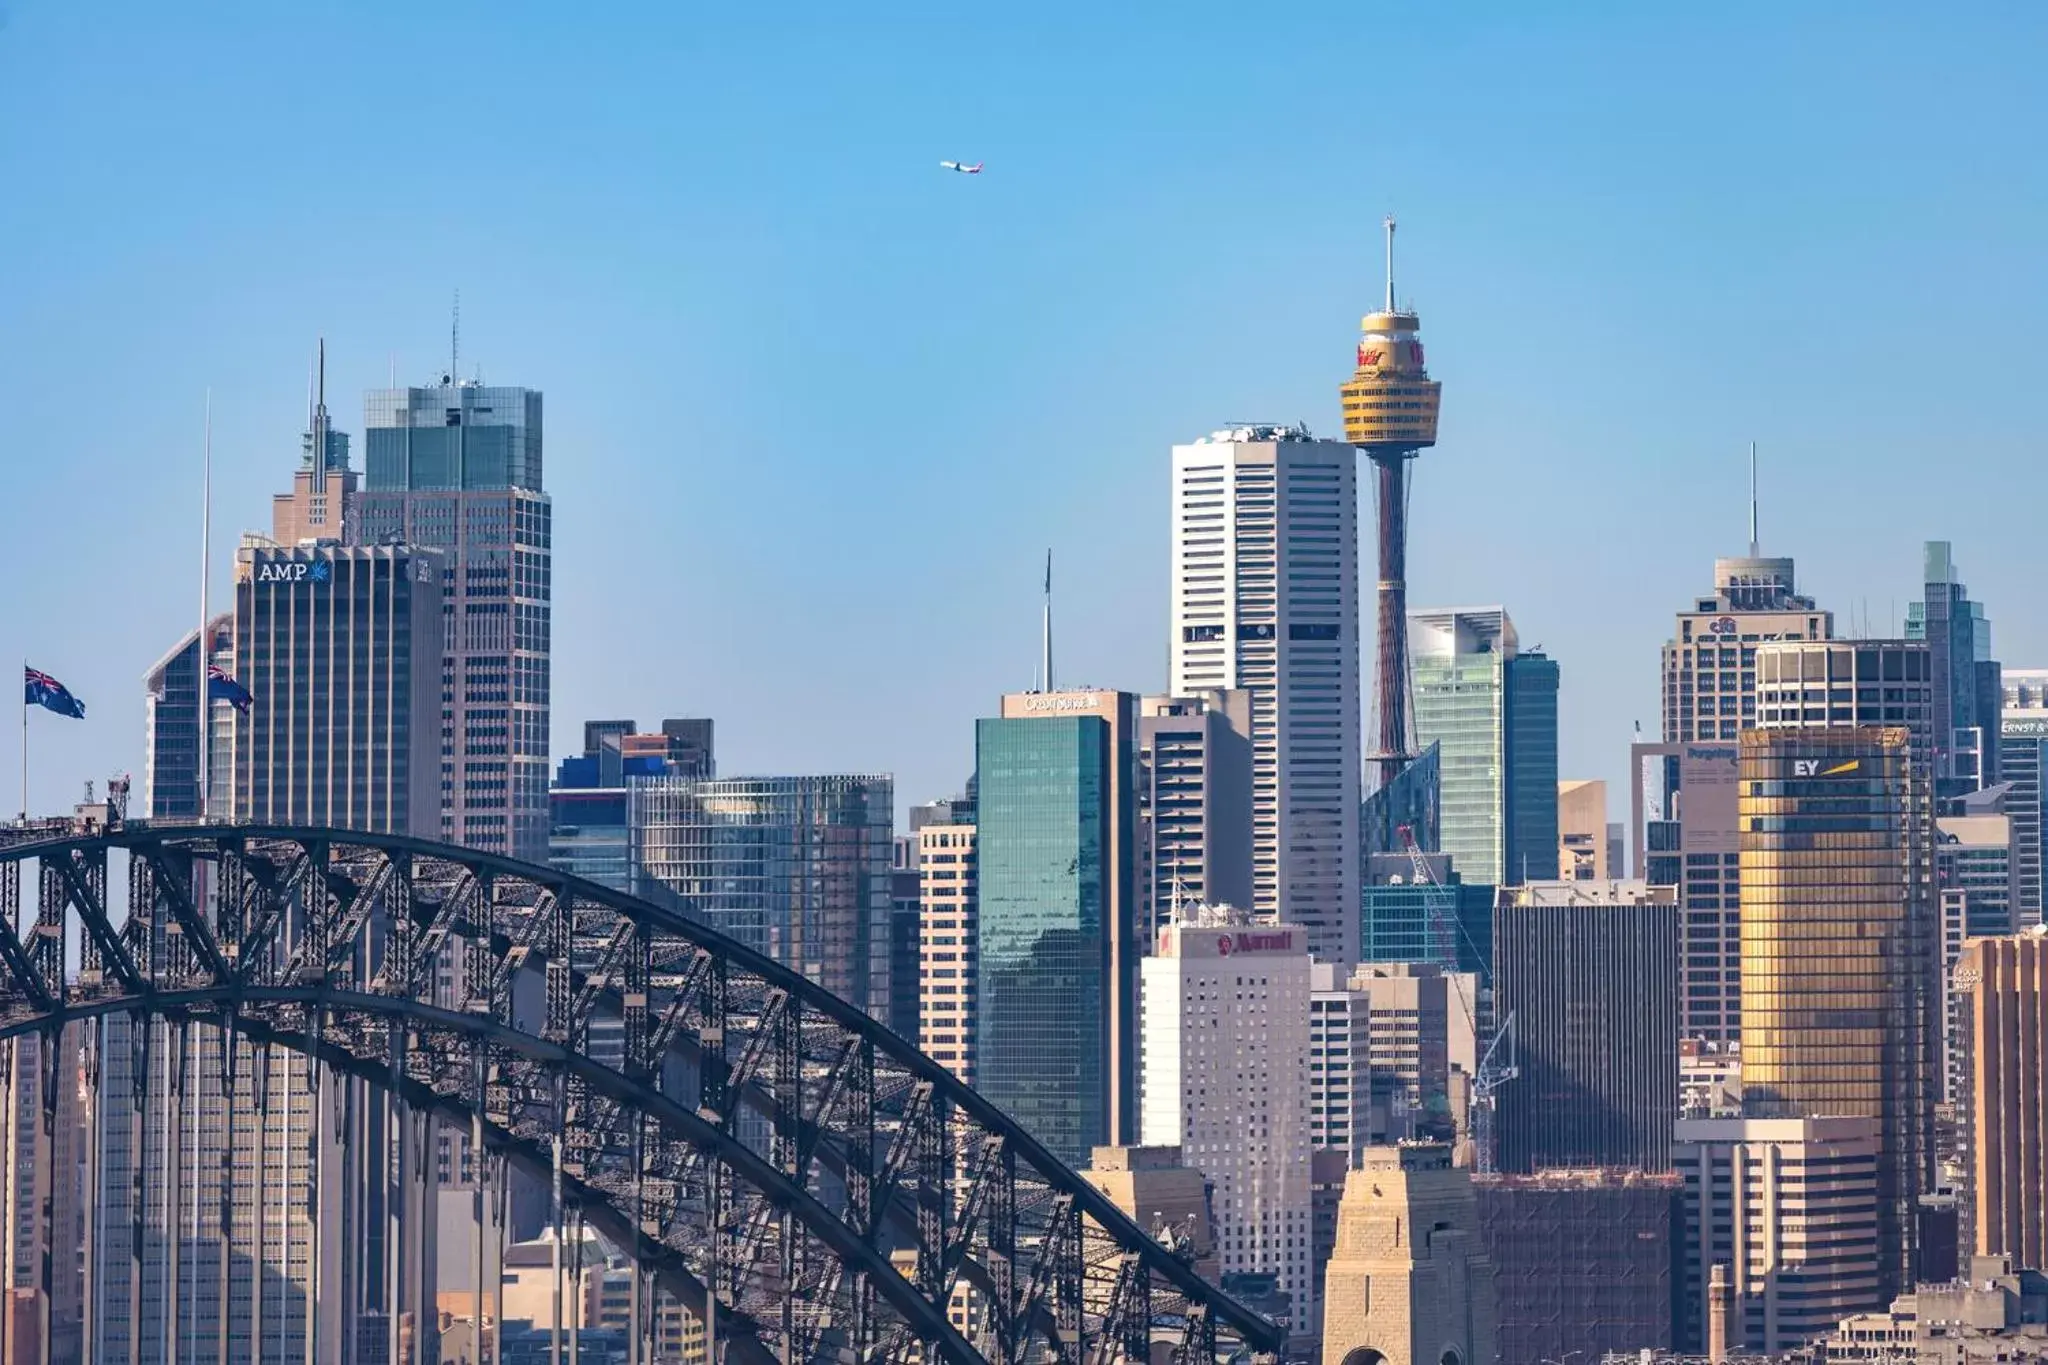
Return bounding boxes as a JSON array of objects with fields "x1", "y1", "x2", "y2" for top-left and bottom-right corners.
[{"x1": 0, "y1": 821, "x2": 1282, "y2": 1364}]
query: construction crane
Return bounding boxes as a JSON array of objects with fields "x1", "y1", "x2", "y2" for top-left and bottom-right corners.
[
  {"x1": 1469, "y1": 1011, "x2": 1518, "y2": 1175},
  {"x1": 1396, "y1": 823, "x2": 1519, "y2": 1170},
  {"x1": 1396, "y1": 822, "x2": 1459, "y2": 972}
]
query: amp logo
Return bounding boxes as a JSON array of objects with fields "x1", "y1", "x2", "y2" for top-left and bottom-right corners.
[{"x1": 255, "y1": 561, "x2": 331, "y2": 585}]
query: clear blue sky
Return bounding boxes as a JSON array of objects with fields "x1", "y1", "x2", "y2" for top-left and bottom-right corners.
[{"x1": 1, "y1": 2, "x2": 2042, "y2": 825}]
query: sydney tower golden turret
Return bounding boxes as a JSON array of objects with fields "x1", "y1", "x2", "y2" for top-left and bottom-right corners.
[{"x1": 1342, "y1": 216, "x2": 1442, "y2": 792}]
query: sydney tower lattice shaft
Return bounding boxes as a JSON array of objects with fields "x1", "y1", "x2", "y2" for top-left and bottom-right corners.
[{"x1": 1342, "y1": 217, "x2": 1442, "y2": 792}]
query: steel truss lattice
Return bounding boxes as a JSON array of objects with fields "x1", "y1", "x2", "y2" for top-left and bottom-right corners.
[{"x1": 0, "y1": 824, "x2": 1282, "y2": 1364}]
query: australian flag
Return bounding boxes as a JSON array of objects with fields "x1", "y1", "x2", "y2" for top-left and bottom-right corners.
[
  {"x1": 23, "y1": 667, "x2": 85, "y2": 719},
  {"x1": 207, "y1": 664, "x2": 253, "y2": 714}
]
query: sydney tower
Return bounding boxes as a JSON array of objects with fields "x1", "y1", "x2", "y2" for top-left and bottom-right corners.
[{"x1": 1341, "y1": 217, "x2": 1443, "y2": 792}]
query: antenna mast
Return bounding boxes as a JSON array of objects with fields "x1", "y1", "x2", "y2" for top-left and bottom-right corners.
[
  {"x1": 1041, "y1": 549, "x2": 1054, "y2": 694},
  {"x1": 1383, "y1": 215, "x2": 1397, "y2": 312},
  {"x1": 1749, "y1": 441, "x2": 1759, "y2": 557},
  {"x1": 451, "y1": 289, "x2": 461, "y2": 385}
]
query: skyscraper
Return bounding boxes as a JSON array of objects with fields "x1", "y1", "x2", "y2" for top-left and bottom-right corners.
[
  {"x1": 1139, "y1": 917, "x2": 1313, "y2": 1338},
  {"x1": 917, "y1": 819, "x2": 978, "y2": 1086},
  {"x1": 1339, "y1": 216, "x2": 1443, "y2": 794},
  {"x1": 1661, "y1": 555, "x2": 1832, "y2": 745},
  {"x1": 233, "y1": 541, "x2": 445, "y2": 836},
  {"x1": 1410, "y1": 607, "x2": 1559, "y2": 886},
  {"x1": 1906, "y1": 541, "x2": 2002, "y2": 801},
  {"x1": 629, "y1": 773, "x2": 895, "y2": 1021},
  {"x1": 1672, "y1": 1116, "x2": 1884, "y2": 1353},
  {"x1": 269, "y1": 341, "x2": 355, "y2": 548},
  {"x1": 1738, "y1": 725, "x2": 1936, "y2": 1299},
  {"x1": 1494, "y1": 881, "x2": 1680, "y2": 1173},
  {"x1": 1136, "y1": 690, "x2": 1253, "y2": 935},
  {"x1": 141, "y1": 612, "x2": 234, "y2": 822},
  {"x1": 2000, "y1": 673, "x2": 2048, "y2": 926},
  {"x1": 1630, "y1": 740, "x2": 1743, "y2": 1045},
  {"x1": 1953, "y1": 930, "x2": 2048, "y2": 1268},
  {"x1": 974, "y1": 688, "x2": 1139, "y2": 1166},
  {"x1": 1168, "y1": 425, "x2": 1361, "y2": 964},
  {"x1": 355, "y1": 379, "x2": 551, "y2": 861}
]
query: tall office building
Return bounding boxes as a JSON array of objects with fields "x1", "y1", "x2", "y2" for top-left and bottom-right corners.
[
  {"x1": 1308, "y1": 963, "x2": 1378, "y2": 1162},
  {"x1": 1906, "y1": 541, "x2": 2002, "y2": 801},
  {"x1": 1672, "y1": 1116, "x2": 1884, "y2": 1354},
  {"x1": 975, "y1": 688, "x2": 1139, "y2": 1166},
  {"x1": 1346, "y1": 961, "x2": 1464, "y2": 1144},
  {"x1": 1139, "y1": 917, "x2": 1313, "y2": 1338},
  {"x1": 917, "y1": 820, "x2": 978, "y2": 1085},
  {"x1": 1135, "y1": 691, "x2": 1253, "y2": 936},
  {"x1": 1738, "y1": 725, "x2": 1936, "y2": 1300},
  {"x1": 1494, "y1": 881, "x2": 1680, "y2": 1173},
  {"x1": 1410, "y1": 607, "x2": 1558, "y2": 887},
  {"x1": 141, "y1": 613, "x2": 235, "y2": 822},
  {"x1": 1661, "y1": 555, "x2": 1832, "y2": 744},
  {"x1": 548, "y1": 718, "x2": 717, "y2": 892},
  {"x1": 355, "y1": 379, "x2": 551, "y2": 861},
  {"x1": 1953, "y1": 931, "x2": 2048, "y2": 1268},
  {"x1": 233, "y1": 541, "x2": 445, "y2": 836},
  {"x1": 269, "y1": 343, "x2": 355, "y2": 548},
  {"x1": 2001, "y1": 671, "x2": 2048, "y2": 926},
  {"x1": 1937, "y1": 811, "x2": 2017, "y2": 1107},
  {"x1": 629, "y1": 774, "x2": 895, "y2": 1022},
  {"x1": 1631, "y1": 741, "x2": 1743, "y2": 1045},
  {"x1": 1557, "y1": 779, "x2": 1611, "y2": 880},
  {"x1": 1168, "y1": 425, "x2": 1361, "y2": 964}
]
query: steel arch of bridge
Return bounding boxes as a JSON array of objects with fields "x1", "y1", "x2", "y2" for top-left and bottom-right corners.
[{"x1": 0, "y1": 823, "x2": 1283, "y2": 1364}]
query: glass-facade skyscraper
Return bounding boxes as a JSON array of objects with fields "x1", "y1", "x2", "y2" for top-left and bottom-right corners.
[
  {"x1": 975, "y1": 689, "x2": 1139, "y2": 1167},
  {"x1": 1409, "y1": 607, "x2": 1559, "y2": 886},
  {"x1": 1738, "y1": 724, "x2": 1937, "y2": 1302},
  {"x1": 629, "y1": 774, "x2": 894, "y2": 1022},
  {"x1": 233, "y1": 542, "x2": 445, "y2": 836},
  {"x1": 356, "y1": 380, "x2": 551, "y2": 861},
  {"x1": 1906, "y1": 541, "x2": 2002, "y2": 802},
  {"x1": 141, "y1": 611, "x2": 235, "y2": 822}
]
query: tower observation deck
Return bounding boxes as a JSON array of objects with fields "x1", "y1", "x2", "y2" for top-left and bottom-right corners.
[{"x1": 1342, "y1": 216, "x2": 1443, "y2": 791}]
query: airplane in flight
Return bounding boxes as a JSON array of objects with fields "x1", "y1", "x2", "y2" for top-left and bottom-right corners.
[{"x1": 940, "y1": 160, "x2": 984, "y2": 174}]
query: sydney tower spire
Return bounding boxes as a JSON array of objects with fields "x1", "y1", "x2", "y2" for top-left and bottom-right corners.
[{"x1": 1342, "y1": 217, "x2": 1443, "y2": 792}]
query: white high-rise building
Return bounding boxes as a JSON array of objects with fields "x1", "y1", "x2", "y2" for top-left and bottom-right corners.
[
  {"x1": 1169, "y1": 426, "x2": 1361, "y2": 965},
  {"x1": 1140, "y1": 915, "x2": 1314, "y2": 1335}
]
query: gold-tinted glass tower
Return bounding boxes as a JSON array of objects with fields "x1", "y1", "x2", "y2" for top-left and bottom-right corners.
[
  {"x1": 1738, "y1": 726, "x2": 1937, "y2": 1299},
  {"x1": 1342, "y1": 218, "x2": 1443, "y2": 791}
]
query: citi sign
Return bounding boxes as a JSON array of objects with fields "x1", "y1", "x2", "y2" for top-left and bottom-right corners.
[
  {"x1": 254, "y1": 561, "x2": 331, "y2": 585},
  {"x1": 1215, "y1": 930, "x2": 1294, "y2": 957}
]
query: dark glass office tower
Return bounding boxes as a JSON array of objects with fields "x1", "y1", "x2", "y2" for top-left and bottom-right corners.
[
  {"x1": 233, "y1": 543, "x2": 444, "y2": 836},
  {"x1": 1906, "y1": 541, "x2": 2001, "y2": 803},
  {"x1": 1494, "y1": 881, "x2": 1680, "y2": 1173},
  {"x1": 629, "y1": 774, "x2": 895, "y2": 1022},
  {"x1": 356, "y1": 381, "x2": 550, "y2": 860},
  {"x1": 974, "y1": 690, "x2": 1138, "y2": 1167}
]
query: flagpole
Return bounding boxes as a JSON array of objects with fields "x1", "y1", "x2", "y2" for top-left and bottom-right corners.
[
  {"x1": 198, "y1": 390, "x2": 212, "y2": 819},
  {"x1": 18, "y1": 657, "x2": 25, "y2": 821}
]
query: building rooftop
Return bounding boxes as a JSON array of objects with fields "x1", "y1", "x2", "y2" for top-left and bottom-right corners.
[{"x1": 1192, "y1": 423, "x2": 1315, "y2": 444}]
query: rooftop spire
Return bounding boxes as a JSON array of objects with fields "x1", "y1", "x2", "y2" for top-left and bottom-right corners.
[
  {"x1": 1749, "y1": 440, "x2": 1759, "y2": 557},
  {"x1": 1041, "y1": 549, "x2": 1054, "y2": 694},
  {"x1": 1383, "y1": 214, "x2": 1397, "y2": 312}
]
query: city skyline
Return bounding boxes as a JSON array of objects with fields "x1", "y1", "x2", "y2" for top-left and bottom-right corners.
[{"x1": 2, "y1": 6, "x2": 2045, "y2": 827}]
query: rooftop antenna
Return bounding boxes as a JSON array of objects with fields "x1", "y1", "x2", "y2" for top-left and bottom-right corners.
[
  {"x1": 1748, "y1": 441, "x2": 1760, "y2": 557},
  {"x1": 1041, "y1": 549, "x2": 1054, "y2": 694},
  {"x1": 313, "y1": 337, "x2": 328, "y2": 467},
  {"x1": 451, "y1": 289, "x2": 461, "y2": 387},
  {"x1": 1383, "y1": 214, "x2": 1397, "y2": 312}
]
